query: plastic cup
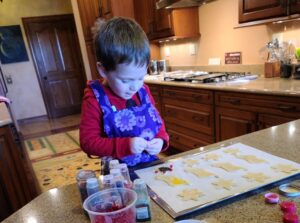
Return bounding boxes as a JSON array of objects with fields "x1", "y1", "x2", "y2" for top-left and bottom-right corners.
[{"x1": 83, "y1": 188, "x2": 137, "y2": 223}]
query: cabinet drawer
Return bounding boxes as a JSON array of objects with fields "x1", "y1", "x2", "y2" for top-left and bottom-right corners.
[
  {"x1": 215, "y1": 91, "x2": 300, "y2": 118},
  {"x1": 163, "y1": 87, "x2": 213, "y2": 105},
  {"x1": 164, "y1": 103, "x2": 214, "y2": 135},
  {"x1": 168, "y1": 129, "x2": 210, "y2": 152},
  {"x1": 166, "y1": 122, "x2": 214, "y2": 152}
]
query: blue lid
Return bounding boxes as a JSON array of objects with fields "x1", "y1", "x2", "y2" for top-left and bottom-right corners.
[{"x1": 279, "y1": 183, "x2": 300, "y2": 197}]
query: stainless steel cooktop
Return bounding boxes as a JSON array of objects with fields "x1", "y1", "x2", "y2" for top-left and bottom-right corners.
[{"x1": 163, "y1": 70, "x2": 258, "y2": 84}]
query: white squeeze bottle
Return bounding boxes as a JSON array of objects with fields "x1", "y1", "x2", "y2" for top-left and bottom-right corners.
[
  {"x1": 86, "y1": 177, "x2": 100, "y2": 197},
  {"x1": 116, "y1": 163, "x2": 133, "y2": 189}
]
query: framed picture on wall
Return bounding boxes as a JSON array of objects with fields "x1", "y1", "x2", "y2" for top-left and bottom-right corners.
[{"x1": 0, "y1": 25, "x2": 29, "y2": 64}]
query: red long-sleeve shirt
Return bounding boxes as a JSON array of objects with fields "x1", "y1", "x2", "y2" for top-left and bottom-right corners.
[{"x1": 79, "y1": 80, "x2": 169, "y2": 159}]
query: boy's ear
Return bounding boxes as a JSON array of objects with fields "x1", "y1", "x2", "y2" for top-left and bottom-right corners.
[{"x1": 97, "y1": 62, "x2": 107, "y2": 79}]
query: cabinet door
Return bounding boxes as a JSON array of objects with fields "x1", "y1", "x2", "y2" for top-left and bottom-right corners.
[
  {"x1": 290, "y1": 0, "x2": 300, "y2": 14},
  {"x1": 100, "y1": 0, "x2": 113, "y2": 19},
  {"x1": 152, "y1": 0, "x2": 173, "y2": 39},
  {"x1": 258, "y1": 114, "x2": 294, "y2": 130},
  {"x1": 78, "y1": 0, "x2": 101, "y2": 41},
  {"x1": 239, "y1": 0, "x2": 286, "y2": 23},
  {"x1": 148, "y1": 84, "x2": 162, "y2": 114},
  {"x1": 215, "y1": 107, "x2": 256, "y2": 141},
  {"x1": 0, "y1": 126, "x2": 34, "y2": 221},
  {"x1": 134, "y1": 0, "x2": 153, "y2": 37}
]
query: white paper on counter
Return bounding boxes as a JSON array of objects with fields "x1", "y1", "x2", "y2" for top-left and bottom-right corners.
[{"x1": 135, "y1": 143, "x2": 300, "y2": 214}]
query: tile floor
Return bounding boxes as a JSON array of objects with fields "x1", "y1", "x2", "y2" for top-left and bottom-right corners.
[
  {"x1": 18, "y1": 114, "x2": 81, "y2": 140},
  {"x1": 19, "y1": 113, "x2": 179, "y2": 156}
]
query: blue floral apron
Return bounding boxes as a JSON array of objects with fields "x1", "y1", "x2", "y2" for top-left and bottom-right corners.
[{"x1": 90, "y1": 80, "x2": 162, "y2": 166}]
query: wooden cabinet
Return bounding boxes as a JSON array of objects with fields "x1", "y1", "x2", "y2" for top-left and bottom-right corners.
[
  {"x1": 77, "y1": 0, "x2": 101, "y2": 41},
  {"x1": 215, "y1": 91, "x2": 300, "y2": 141},
  {"x1": 77, "y1": 0, "x2": 135, "y2": 79},
  {"x1": 215, "y1": 107, "x2": 256, "y2": 141},
  {"x1": 134, "y1": 0, "x2": 199, "y2": 41},
  {"x1": 0, "y1": 124, "x2": 37, "y2": 221},
  {"x1": 162, "y1": 86, "x2": 214, "y2": 151},
  {"x1": 239, "y1": 0, "x2": 300, "y2": 23},
  {"x1": 148, "y1": 84, "x2": 162, "y2": 113}
]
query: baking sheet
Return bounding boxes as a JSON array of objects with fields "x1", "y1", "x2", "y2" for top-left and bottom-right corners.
[{"x1": 135, "y1": 143, "x2": 300, "y2": 217}]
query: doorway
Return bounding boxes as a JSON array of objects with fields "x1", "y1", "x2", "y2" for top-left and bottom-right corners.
[{"x1": 23, "y1": 14, "x2": 86, "y2": 118}]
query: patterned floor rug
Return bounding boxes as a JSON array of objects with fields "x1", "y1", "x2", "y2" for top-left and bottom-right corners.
[
  {"x1": 25, "y1": 129, "x2": 81, "y2": 162},
  {"x1": 25, "y1": 129, "x2": 100, "y2": 192}
]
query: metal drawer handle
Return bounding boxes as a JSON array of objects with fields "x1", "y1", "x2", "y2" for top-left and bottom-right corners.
[
  {"x1": 227, "y1": 98, "x2": 241, "y2": 105},
  {"x1": 167, "y1": 92, "x2": 176, "y2": 97},
  {"x1": 192, "y1": 116, "x2": 203, "y2": 121},
  {"x1": 166, "y1": 110, "x2": 176, "y2": 116},
  {"x1": 170, "y1": 135, "x2": 179, "y2": 140},
  {"x1": 192, "y1": 94, "x2": 203, "y2": 100},
  {"x1": 278, "y1": 104, "x2": 296, "y2": 111}
]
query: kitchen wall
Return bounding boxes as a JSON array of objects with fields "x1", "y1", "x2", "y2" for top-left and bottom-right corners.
[
  {"x1": 0, "y1": 0, "x2": 73, "y2": 120},
  {"x1": 160, "y1": 0, "x2": 300, "y2": 69}
]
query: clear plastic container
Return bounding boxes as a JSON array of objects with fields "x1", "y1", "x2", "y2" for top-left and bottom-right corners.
[{"x1": 83, "y1": 188, "x2": 137, "y2": 223}]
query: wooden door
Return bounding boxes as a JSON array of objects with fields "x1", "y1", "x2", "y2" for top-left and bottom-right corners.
[
  {"x1": 23, "y1": 15, "x2": 86, "y2": 118},
  {"x1": 215, "y1": 107, "x2": 256, "y2": 141},
  {"x1": 239, "y1": 0, "x2": 286, "y2": 23}
]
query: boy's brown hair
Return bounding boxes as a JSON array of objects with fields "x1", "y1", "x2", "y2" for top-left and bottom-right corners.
[{"x1": 93, "y1": 17, "x2": 150, "y2": 72}]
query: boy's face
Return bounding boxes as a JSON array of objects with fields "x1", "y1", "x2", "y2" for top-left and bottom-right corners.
[{"x1": 99, "y1": 62, "x2": 147, "y2": 100}]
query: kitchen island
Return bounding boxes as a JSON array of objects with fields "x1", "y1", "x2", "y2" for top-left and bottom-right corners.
[
  {"x1": 145, "y1": 76, "x2": 300, "y2": 152},
  {"x1": 2, "y1": 119, "x2": 300, "y2": 223}
]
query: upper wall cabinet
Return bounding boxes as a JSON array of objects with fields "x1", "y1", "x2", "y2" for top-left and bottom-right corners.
[
  {"x1": 133, "y1": 0, "x2": 199, "y2": 41},
  {"x1": 78, "y1": 0, "x2": 135, "y2": 41},
  {"x1": 239, "y1": 0, "x2": 300, "y2": 23},
  {"x1": 77, "y1": 0, "x2": 135, "y2": 79}
]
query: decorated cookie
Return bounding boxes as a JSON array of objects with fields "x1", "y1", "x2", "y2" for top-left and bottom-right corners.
[
  {"x1": 213, "y1": 162, "x2": 244, "y2": 172},
  {"x1": 271, "y1": 164, "x2": 300, "y2": 174},
  {"x1": 177, "y1": 188, "x2": 203, "y2": 201},
  {"x1": 182, "y1": 159, "x2": 199, "y2": 166},
  {"x1": 212, "y1": 179, "x2": 235, "y2": 190},
  {"x1": 236, "y1": 154, "x2": 266, "y2": 164},
  {"x1": 202, "y1": 153, "x2": 221, "y2": 161},
  {"x1": 184, "y1": 167, "x2": 216, "y2": 178},
  {"x1": 223, "y1": 148, "x2": 240, "y2": 156},
  {"x1": 154, "y1": 164, "x2": 173, "y2": 174},
  {"x1": 155, "y1": 174, "x2": 188, "y2": 186},
  {"x1": 243, "y1": 172, "x2": 269, "y2": 183}
]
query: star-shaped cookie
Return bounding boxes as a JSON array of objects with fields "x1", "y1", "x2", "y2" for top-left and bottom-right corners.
[
  {"x1": 155, "y1": 174, "x2": 188, "y2": 186},
  {"x1": 243, "y1": 172, "x2": 269, "y2": 183},
  {"x1": 223, "y1": 148, "x2": 240, "y2": 156},
  {"x1": 212, "y1": 179, "x2": 235, "y2": 190},
  {"x1": 213, "y1": 162, "x2": 244, "y2": 172},
  {"x1": 177, "y1": 188, "x2": 203, "y2": 201},
  {"x1": 182, "y1": 159, "x2": 199, "y2": 166},
  {"x1": 203, "y1": 153, "x2": 221, "y2": 161},
  {"x1": 236, "y1": 155, "x2": 266, "y2": 164},
  {"x1": 272, "y1": 164, "x2": 300, "y2": 174},
  {"x1": 184, "y1": 167, "x2": 216, "y2": 178}
]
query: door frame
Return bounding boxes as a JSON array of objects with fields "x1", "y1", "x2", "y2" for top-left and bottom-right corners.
[{"x1": 22, "y1": 14, "x2": 86, "y2": 118}]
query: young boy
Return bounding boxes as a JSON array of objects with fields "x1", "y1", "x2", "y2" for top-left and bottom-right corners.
[{"x1": 80, "y1": 17, "x2": 169, "y2": 166}]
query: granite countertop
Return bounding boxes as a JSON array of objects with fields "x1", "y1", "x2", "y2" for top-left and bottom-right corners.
[
  {"x1": 145, "y1": 76, "x2": 300, "y2": 97},
  {"x1": 3, "y1": 119, "x2": 300, "y2": 223}
]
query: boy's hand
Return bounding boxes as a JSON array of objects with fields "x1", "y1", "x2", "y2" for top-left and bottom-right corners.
[
  {"x1": 130, "y1": 137, "x2": 148, "y2": 154},
  {"x1": 146, "y1": 138, "x2": 163, "y2": 155}
]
